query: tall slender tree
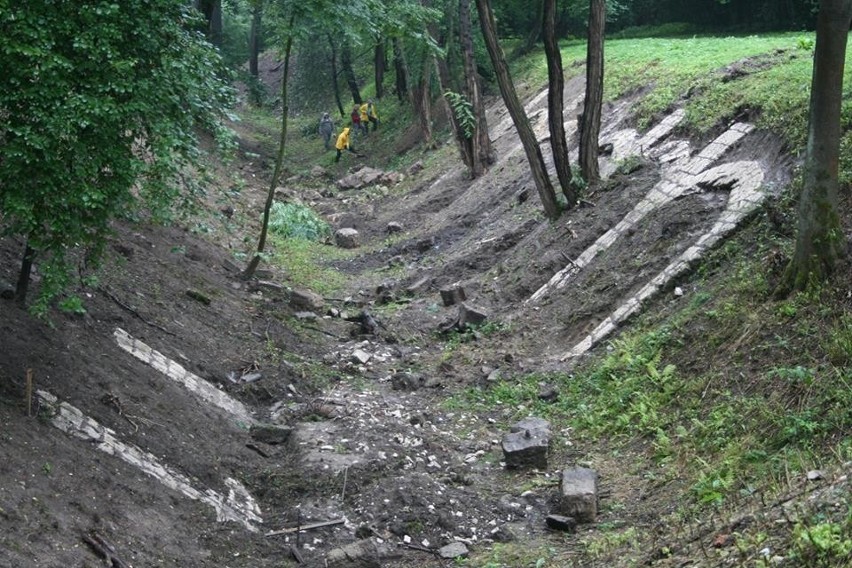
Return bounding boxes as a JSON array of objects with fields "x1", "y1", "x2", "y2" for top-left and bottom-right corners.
[
  {"x1": 341, "y1": 40, "x2": 363, "y2": 105},
  {"x1": 579, "y1": 0, "x2": 605, "y2": 185},
  {"x1": 542, "y1": 0, "x2": 576, "y2": 205},
  {"x1": 248, "y1": 0, "x2": 263, "y2": 77},
  {"x1": 375, "y1": 40, "x2": 386, "y2": 99},
  {"x1": 459, "y1": 0, "x2": 495, "y2": 177},
  {"x1": 475, "y1": 0, "x2": 560, "y2": 219},
  {"x1": 780, "y1": 0, "x2": 852, "y2": 292}
]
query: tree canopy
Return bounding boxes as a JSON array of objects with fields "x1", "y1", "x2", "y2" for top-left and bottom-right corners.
[{"x1": 0, "y1": 0, "x2": 234, "y2": 310}]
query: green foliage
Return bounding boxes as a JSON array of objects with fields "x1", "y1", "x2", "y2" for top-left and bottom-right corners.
[
  {"x1": 58, "y1": 296, "x2": 86, "y2": 315},
  {"x1": 267, "y1": 201, "x2": 331, "y2": 241},
  {"x1": 444, "y1": 91, "x2": 476, "y2": 139},
  {"x1": 791, "y1": 512, "x2": 852, "y2": 566},
  {"x1": 0, "y1": 0, "x2": 235, "y2": 309}
]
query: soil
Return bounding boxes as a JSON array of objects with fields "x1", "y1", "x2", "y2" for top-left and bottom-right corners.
[{"x1": 0, "y1": 55, "x2": 848, "y2": 568}]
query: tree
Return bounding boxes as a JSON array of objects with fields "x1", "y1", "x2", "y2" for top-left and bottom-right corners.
[
  {"x1": 0, "y1": 0, "x2": 234, "y2": 309},
  {"x1": 341, "y1": 40, "x2": 363, "y2": 105},
  {"x1": 542, "y1": 0, "x2": 576, "y2": 205},
  {"x1": 780, "y1": 0, "x2": 852, "y2": 292},
  {"x1": 196, "y1": 0, "x2": 224, "y2": 47},
  {"x1": 375, "y1": 40, "x2": 387, "y2": 99},
  {"x1": 459, "y1": 0, "x2": 495, "y2": 177},
  {"x1": 475, "y1": 0, "x2": 561, "y2": 219},
  {"x1": 249, "y1": 0, "x2": 263, "y2": 77},
  {"x1": 579, "y1": 0, "x2": 605, "y2": 185}
]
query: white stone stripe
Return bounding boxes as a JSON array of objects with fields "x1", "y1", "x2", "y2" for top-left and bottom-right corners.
[
  {"x1": 114, "y1": 328, "x2": 254, "y2": 425},
  {"x1": 36, "y1": 390, "x2": 262, "y2": 532}
]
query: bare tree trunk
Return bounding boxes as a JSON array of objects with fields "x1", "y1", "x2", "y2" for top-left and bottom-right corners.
[
  {"x1": 375, "y1": 40, "x2": 386, "y2": 100},
  {"x1": 414, "y1": 55, "x2": 435, "y2": 148},
  {"x1": 196, "y1": 0, "x2": 223, "y2": 47},
  {"x1": 14, "y1": 242, "x2": 35, "y2": 306},
  {"x1": 393, "y1": 38, "x2": 410, "y2": 103},
  {"x1": 341, "y1": 41, "x2": 362, "y2": 105},
  {"x1": 328, "y1": 35, "x2": 345, "y2": 117},
  {"x1": 460, "y1": 0, "x2": 495, "y2": 176},
  {"x1": 579, "y1": 0, "x2": 605, "y2": 186},
  {"x1": 243, "y1": 15, "x2": 295, "y2": 280},
  {"x1": 512, "y1": 0, "x2": 544, "y2": 58},
  {"x1": 475, "y1": 0, "x2": 560, "y2": 220},
  {"x1": 780, "y1": 0, "x2": 852, "y2": 292},
  {"x1": 249, "y1": 2, "x2": 262, "y2": 77},
  {"x1": 542, "y1": 0, "x2": 575, "y2": 206}
]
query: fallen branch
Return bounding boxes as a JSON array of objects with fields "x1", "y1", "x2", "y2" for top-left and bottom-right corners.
[
  {"x1": 82, "y1": 532, "x2": 130, "y2": 568},
  {"x1": 265, "y1": 518, "x2": 345, "y2": 537},
  {"x1": 301, "y1": 324, "x2": 346, "y2": 340},
  {"x1": 99, "y1": 287, "x2": 176, "y2": 337}
]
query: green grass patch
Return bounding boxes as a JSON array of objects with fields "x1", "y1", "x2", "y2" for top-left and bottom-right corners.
[{"x1": 268, "y1": 236, "x2": 349, "y2": 296}]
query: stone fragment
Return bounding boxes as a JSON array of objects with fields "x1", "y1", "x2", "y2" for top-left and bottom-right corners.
[
  {"x1": 458, "y1": 303, "x2": 488, "y2": 328},
  {"x1": 290, "y1": 288, "x2": 324, "y2": 311},
  {"x1": 502, "y1": 426, "x2": 550, "y2": 470},
  {"x1": 509, "y1": 417, "x2": 551, "y2": 434},
  {"x1": 391, "y1": 372, "x2": 424, "y2": 391},
  {"x1": 249, "y1": 424, "x2": 293, "y2": 445},
  {"x1": 545, "y1": 514, "x2": 577, "y2": 532},
  {"x1": 538, "y1": 385, "x2": 559, "y2": 403},
  {"x1": 386, "y1": 221, "x2": 404, "y2": 234},
  {"x1": 326, "y1": 539, "x2": 381, "y2": 567},
  {"x1": 335, "y1": 228, "x2": 360, "y2": 249},
  {"x1": 351, "y1": 349, "x2": 372, "y2": 365},
  {"x1": 294, "y1": 311, "x2": 318, "y2": 321},
  {"x1": 438, "y1": 542, "x2": 469, "y2": 560},
  {"x1": 407, "y1": 160, "x2": 424, "y2": 175},
  {"x1": 405, "y1": 277, "x2": 431, "y2": 296},
  {"x1": 440, "y1": 285, "x2": 466, "y2": 306},
  {"x1": 560, "y1": 467, "x2": 599, "y2": 523}
]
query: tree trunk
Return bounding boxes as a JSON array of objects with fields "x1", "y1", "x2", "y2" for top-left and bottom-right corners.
[
  {"x1": 341, "y1": 41, "x2": 362, "y2": 105},
  {"x1": 414, "y1": 55, "x2": 435, "y2": 148},
  {"x1": 512, "y1": 0, "x2": 544, "y2": 58},
  {"x1": 393, "y1": 38, "x2": 410, "y2": 103},
  {"x1": 375, "y1": 41, "x2": 386, "y2": 100},
  {"x1": 328, "y1": 35, "x2": 345, "y2": 117},
  {"x1": 196, "y1": 0, "x2": 223, "y2": 47},
  {"x1": 249, "y1": 2, "x2": 262, "y2": 77},
  {"x1": 579, "y1": 0, "x2": 605, "y2": 186},
  {"x1": 542, "y1": 0, "x2": 575, "y2": 206},
  {"x1": 243, "y1": 15, "x2": 295, "y2": 280},
  {"x1": 459, "y1": 0, "x2": 495, "y2": 177},
  {"x1": 475, "y1": 0, "x2": 561, "y2": 220},
  {"x1": 14, "y1": 242, "x2": 35, "y2": 306},
  {"x1": 780, "y1": 0, "x2": 852, "y2": 292}
]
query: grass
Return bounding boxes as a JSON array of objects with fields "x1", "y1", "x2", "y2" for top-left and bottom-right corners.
[
  {"x1": 267, "y1": 235, "x2": 349, "y2": 296},
  {"x1": 509, "y1": 32, "x2": 852, "y2": 183}
]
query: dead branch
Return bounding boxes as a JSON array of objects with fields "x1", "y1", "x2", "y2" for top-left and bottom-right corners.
[
  {"x1": 265, "y1": 518, "x2": 345, "y2": 537},
  {"x1": 82, "y1": 532, "x2": 130, "y2": 568},
  {"x1": 99, "y1": 287, "x2": 176, "y2": 337}
]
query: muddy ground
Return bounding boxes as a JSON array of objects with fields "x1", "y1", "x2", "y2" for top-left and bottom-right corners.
[{"x1": 1, "y1": 56, "x2": 848, "y2": 568}]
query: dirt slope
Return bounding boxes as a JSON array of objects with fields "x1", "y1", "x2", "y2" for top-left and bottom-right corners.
[{"x1": 0, "y1": 56, "x2": 846, "y2": 568}]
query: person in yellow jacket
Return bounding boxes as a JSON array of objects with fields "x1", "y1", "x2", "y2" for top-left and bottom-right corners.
[
  {"x1": 334, "y1": 127, "x2": 357, "y2": 162},
  {"x1": 359, "y1": 98, "x2": 379, "y2": 132}
]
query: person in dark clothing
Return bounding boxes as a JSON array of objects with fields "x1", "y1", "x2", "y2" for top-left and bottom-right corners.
[
  {"x1": 350, "y1": 105, "x2": 365, "y2": 137},
  {"x1": 318, "y1": 112, "x2": 335, "y2": 150}
]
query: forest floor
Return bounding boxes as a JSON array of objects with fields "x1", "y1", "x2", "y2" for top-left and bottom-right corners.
[{"x1": 1, "y1": 52, "x2": 850, "y2": 568}]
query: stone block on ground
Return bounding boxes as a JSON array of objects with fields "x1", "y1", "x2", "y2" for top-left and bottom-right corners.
[
  {"x1": 509, "y1": 417, "x2": 551, "y2": 434},
  {"x1": 439, "y1": 285, "x2": 466, "y2": 306},
  {"x1": 458, "y1": 303, "x2": 488, "y2": 329},
  {"x1": 545, "y1": 514, "x2": 577, "y2": 532},
  {"x1": 249, "y1": 424, "x2": 293, "y2": 445},
  {"x1": 335, "y1": 228, "x2": 360, "y2": 249},
  {"x1": 386, "y1": 221, "x2": 404, "y2": 234},
  {"x1": 289, "y1": 288, "x2": 324, "y2": 311},
  {"x1": 502, "y1": 423, "x2": 550, "y2": 470},
  {"x1": 438, "y1": 542, "x2": 469, "y2": 560},
  {"x1": 326, "y1": 539, "x2": 381, "y2": 567},
  {"x1": 560, "y1": 467, "x2": 599, "y2": 523}
]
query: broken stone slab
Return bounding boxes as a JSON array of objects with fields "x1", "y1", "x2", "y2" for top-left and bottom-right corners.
[
  {"x1": 438, "y1": 542, "x2": 469, "y2": 560},
  {"x1": 335, "y1": 228, "x2": 360, "y2": 249},
  {"x1": 386, "y1": 221, "x2": 404, "y2": 234},
  {"x1": 391, "y1": 372, "x2": 425, "y2": 391},
  {"x1": 337, "y1": 166, "x2": 385, "y2": 190},
  {"x1": 404, "y1": 277, "x2": 431, "y2": 296},
  {"x1": 458, "y1": 303, "x2": 488, "y2": 329},
  {"x1": 290, "y1": 288, "x2": 324, "y2": 311},
  {"x1": 326, "y1": 539, "x2": 381, "y2": 567},
  {"x1": 351, "y1": 349, "x2": 372, "y2": 365},
  {"x1": 560, "y1": 467, "x2": 599, "y2": 523},
  {"x1": 439, "y1": 285, "x2": 466, "y2": 306},
  {"x1": 249, "y1": 424, "x2": 293, "y2": 445},
  {"x1": 294, "y1": 311, "x2": 318, "y2": 321},
  {"x1": 502, "y1": 426, "x2": 550, "y2": 470},
  {"x1": 545, "y1": 514, "x2": 577, "y2": 532}
]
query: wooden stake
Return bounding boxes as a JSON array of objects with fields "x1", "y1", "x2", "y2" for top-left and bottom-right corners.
[
  {"x1": 265, "y1": 518, "x2": 345, "y2": 537},
  {"x1": 26, "y1": 368, "x2": 33, "y2": 417}
]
